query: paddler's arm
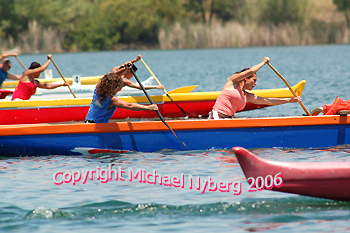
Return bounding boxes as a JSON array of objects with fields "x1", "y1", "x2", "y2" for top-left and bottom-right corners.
[
  {"x1": 110, "y1": 64, "x2": 130, "y2": 76},
  {"x1": 110, "y1": 55, "x2": 141, "y2": 73},
  {"x1": 23, "y1": 54, "x2": 52, "y2": 78},
  {"x1": 7, "y1": 73, "x2": 21, "y2": 80},
  {"x1": 247, "y1": 93, "x2": 301, "y2": 106},
  {"x1": 109, "y1": 96, "x2": 158, "y2": 111},
  {"x1": 227, "y1": 57, "x2": 270, "y2": 83},
  {"x1": 36, "y1": 81, "x2": 69, "y2": 89},
  {"x1": 0, "y1": 53, "x2": 17, "y2": 62}
]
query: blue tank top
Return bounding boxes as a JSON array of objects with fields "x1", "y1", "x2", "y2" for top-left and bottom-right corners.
[
  {"x1": 85, "y1": 89, "x2": 116, "y2": 123},
  {"x1": 0, "y1": 68, "x2": 8, "y2": 87}
]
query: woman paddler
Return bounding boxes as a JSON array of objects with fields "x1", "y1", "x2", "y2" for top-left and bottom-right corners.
[
  {"x1": 11, "y1": 54, "x2": 69, "y2": 100},
  {"x1": 110, "y1": 55, "x2": 164, "y2": 91},
  {"x1": 208, "y1": 57, "x2": 301, "y2": 119},
  {"x1": 85, "y1": 61, "x2": 161, "y2": 123}
]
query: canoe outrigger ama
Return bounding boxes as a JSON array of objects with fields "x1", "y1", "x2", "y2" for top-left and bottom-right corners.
[{"x1": 233, "y1": 147, "x2": 350, "y2": 201}]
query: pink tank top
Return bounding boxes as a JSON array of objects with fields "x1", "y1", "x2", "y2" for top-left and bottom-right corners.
[
  {"x1": 213, "y1": 86, "x2": 247, "y2": 116},
  {"x1": 12, "y1": 80, "x2": 37, "y2": 100}
]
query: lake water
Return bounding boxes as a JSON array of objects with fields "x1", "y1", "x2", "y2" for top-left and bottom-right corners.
[{"x1": 1, "y1": 45, "x2": 350, "y2": 232}]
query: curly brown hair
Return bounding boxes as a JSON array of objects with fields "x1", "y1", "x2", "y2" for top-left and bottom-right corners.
[{"x1": 96, "y1": 72, "x2": 123, "y2": 103}]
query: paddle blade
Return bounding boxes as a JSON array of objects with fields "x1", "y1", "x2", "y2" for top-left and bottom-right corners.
[{"x1": 168, "y1": 85, "x2": 198, "y2": 94}]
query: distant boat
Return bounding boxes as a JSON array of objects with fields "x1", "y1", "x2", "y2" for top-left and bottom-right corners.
[
  {"x1": 1, "y1": 75, "x2": 104, "y2": 88},
  {"x1": 2, "y1": 76, "x2": 158, "y2": 99},
  {"x1": 233, "y1": 147, "x2": 350, "y2": 201},
  {"x1": 33, "y1": 76, "x2": 158, "y2": 98}
]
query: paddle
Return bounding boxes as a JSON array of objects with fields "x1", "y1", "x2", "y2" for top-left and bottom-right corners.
[
  {"x1": 140, "y1": 58, "x2": 188, "y2": 118},
  {"x1": 267, "y1": 63, "x2": 311, "y2": 116},
  {"x1": 14, "y1": 55, "x2": 27, "y2": 71},
  {"x1": 168, "y1": 85, "x2": 198, "y2": 94},
  {"x1": 48, "y1": 57, "x2": 77, "y2": 98},
  {"x1": 129, "y1": 67, "x2": 188, "y2": 149},
  {"x1": 2, "y1": 48, "x2": 26, "y2": 71}
]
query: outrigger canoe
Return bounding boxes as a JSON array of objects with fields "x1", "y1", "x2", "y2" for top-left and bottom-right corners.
[
  {"x1": 0, "y1": 81, "x2": 306, "y2": 125},
  {"x1": 1, "y1": 75, "x2": 102, "y2": 88},
  {"x1": 1, "y1": 114, "x2": 350, "y2": 157},
  {"x1": 233, "y1": 147, "x2": 350, "y2": 201},
  {"x1": 3, "y1": 77, "x2": 158, "y2": 99}
]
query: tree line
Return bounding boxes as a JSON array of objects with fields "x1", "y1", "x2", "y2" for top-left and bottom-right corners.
[{"x1": 1, "y1": 0, "x2": 350, "y2": 53}]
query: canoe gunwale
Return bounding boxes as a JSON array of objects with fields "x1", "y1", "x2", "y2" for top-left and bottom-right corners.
[{"x1": 0, "y1": 115, "x2": 348, "y2": 137}]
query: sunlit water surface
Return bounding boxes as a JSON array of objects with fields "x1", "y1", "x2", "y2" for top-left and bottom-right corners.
[{"x1": 1, "y1": 45, "x2": 350, "y2": 232}]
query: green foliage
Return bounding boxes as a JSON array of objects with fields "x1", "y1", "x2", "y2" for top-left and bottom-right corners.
[
  {"x1": 62, "y1": 0, "x2": 117, "y2": 51},
  {"x1": 0, "y1": 1, "x2": 16, "y2": 38},
  {"x1": 258, "y1": 0, "x2": 307, "y2": 26},
  {"x1": 333, "y1": 0, "x2": 350, "y2": 27},
  {"x1": 213, "y1": 0, "x2": 247, "y2": 22},
  {"x1": 333, "y1": 0, "x2": 350, "y2": 11},
  {"x1": 183, "y1": 0, "x2": 206, "y2": 22},
  {"x1": 100, "y1": 0, "x2": 185, "y2": 46},
  {"x1": 0, "y1": 0, "x2": 348, "y2": 52}
]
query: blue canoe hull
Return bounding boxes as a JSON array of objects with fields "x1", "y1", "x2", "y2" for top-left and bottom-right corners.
[{"x1": 0, "y1": 115, "x2": 349, "y2": 156}]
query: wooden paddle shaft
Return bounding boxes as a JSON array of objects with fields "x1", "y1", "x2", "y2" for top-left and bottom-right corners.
[
  {"x1": 49, "y1": 58, "x2": 77, "y2": 98},
  {"x1": 130, "y1": 68, "x2": 188, "y2": 149},
  {"x1": 15, "y1": 56, "x2": 27, "y2": 70},
  {"x1": 140, "y1": 58, "x2": 168, "y2": 94},
  {"x1": 140, "y1": 58, "x2": 188, "y2": 117},
  {"x1": 267, "y1": 63, "x2": 311, "y2": 116}
]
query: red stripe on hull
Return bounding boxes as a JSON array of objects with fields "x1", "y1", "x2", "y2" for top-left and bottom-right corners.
[{"x1": 0, "y1": 100, "x2": 270, "y2": 124}]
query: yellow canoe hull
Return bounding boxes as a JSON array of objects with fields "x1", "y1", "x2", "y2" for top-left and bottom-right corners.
[{"x1": 0, "y1": 80, "x2": 305, "y2": 108}]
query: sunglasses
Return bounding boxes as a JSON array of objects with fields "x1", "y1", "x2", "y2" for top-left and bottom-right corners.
[{"x1": 5, "y1": 61, "x2": 11, "y2": 69}]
